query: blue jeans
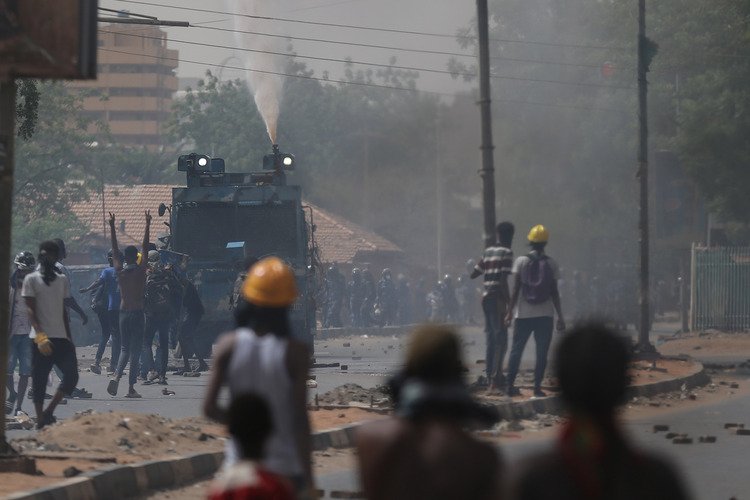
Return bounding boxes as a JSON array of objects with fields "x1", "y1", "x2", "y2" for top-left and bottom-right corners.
[
  {"x1": 141, "y1": 314, "x2": 171, "y2": 377},
  {"x1": 482, "y1": 292, "x2": 508, "y2": 386},
  {"x1": 506, "y1": 316, "x2": 554, "y2": 390},
  {"x1": 117, "y1": 310, "x2": 144, "y2": 387},
  {"x1": 94, "y1": 309, "x2": 121, "y2": 370}
]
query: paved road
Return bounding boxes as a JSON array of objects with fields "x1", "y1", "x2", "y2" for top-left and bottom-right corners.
[{"x1": 8, "y1": 324, "x2": 546, "y2": 439}]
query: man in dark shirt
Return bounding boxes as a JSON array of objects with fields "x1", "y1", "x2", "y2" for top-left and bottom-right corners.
[
  {"x1": 356, "y1": 325, "x2": 503, "y2": 500},
  {"x1": 177, "y1": 274, "x2": 207, "y2": 374},
  {"x1": 512, "y1": 323, "x2": 690, "y2": 500},
  {"x1": 107, "y1": 210, "x2": 150, "y2": 398},
  {"x1": 471, "y1": 221, "x2": 514, "y2": 392}
]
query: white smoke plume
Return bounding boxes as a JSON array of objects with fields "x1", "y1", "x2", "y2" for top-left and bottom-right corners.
[{"x1": 228, "y1": 0, "x2": 290, "y2": 144}]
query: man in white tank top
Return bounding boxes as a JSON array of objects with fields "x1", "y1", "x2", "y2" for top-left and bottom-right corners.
[{"x1": 203, "y1": 257, "x2": 313, "y2": 496}]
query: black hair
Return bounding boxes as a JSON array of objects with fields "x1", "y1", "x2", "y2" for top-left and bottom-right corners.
[
  {"x1": 556, "y1": 323, "x2": 631, "y2": 416},
  {"x1": 496, "y1": 221, "x2": 515, "y2": 245},
  {"x1": 123, "y1": 245, "x2": 138, "y2": 263},
  {"x1": 52, "y1": 238, "x2": 66, "y2": 260},
  {"x1": 228, "y1": 393, "x2": 273, "y2": 460},
  {"x1": 146, "y1": 242, "x2": 157, "y2": 252},
  {"x1": 234, "y1": 300, "x2": 292, "y2": 338},
  {"x1": 38, "y1": 241, "x2": 61, "y2": 285},
  {"x1": 530, "y1": 242, "x2": 547, "y2": 252}
]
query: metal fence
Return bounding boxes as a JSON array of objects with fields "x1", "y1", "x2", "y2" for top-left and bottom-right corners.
[{"x1": 691, "y1": 245, "x2": 750, "y2": 331}]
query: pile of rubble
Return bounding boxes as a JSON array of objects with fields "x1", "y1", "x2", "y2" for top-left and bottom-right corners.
[
  {"x1": 316, "y1": 383, "x2": 391, "y2": 408},
  {"x1": 11, "y1": 410, "x2": 225, "y2": 460}
]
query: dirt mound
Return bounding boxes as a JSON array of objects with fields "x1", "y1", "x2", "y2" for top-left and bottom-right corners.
[
  {"x1": 317, "y1": 383, "x2": 391, "y2": 407},
  {"x1": 11, "y1": 411, "x2": 225, "y2": 462}
]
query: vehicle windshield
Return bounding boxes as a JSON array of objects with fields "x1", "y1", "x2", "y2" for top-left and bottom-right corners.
[{"x1": 173, "y1": 202, "x2": 299, "y2": 261}]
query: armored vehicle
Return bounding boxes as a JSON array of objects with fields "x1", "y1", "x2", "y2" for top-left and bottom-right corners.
[{"x1": 159, "y1": 147, "x2": 319, "y2": 354}]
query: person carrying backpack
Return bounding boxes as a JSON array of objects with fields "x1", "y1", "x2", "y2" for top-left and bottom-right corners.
[
  {"x1": 505, "y1": 225, "x2": 565, "y2": 398},
  {"x1": 141, "y1": 251, "x2": 180, "y2": 385}
]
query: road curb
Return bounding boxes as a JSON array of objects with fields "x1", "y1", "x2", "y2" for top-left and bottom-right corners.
[
  {"x1": 5, "y1": 451, "x2": 224, "y2": 500},
  {"x1": 309, "y1": 363, "x2": 710, "y2": 451}
]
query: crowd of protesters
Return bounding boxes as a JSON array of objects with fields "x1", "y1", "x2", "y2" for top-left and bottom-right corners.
[
  {"x1": 6, "y1": 220, "x2": 692, "y2": 499},
  {"x1": 6, "y1": 210, "x2": 206, "y2": 423},
  {"x1": 203, "y1": 251, "x2": 689, "y2": 499}
]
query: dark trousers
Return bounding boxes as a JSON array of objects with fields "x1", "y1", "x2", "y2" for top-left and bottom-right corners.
[
  {"x1": 482, "y1": 292, "x2": 508, "y2": 386},
  {"x1": 178, "y1": 314, "x2": 203, "y2": 365},
  {"x1": 506, "y1": 316, "x2": 554, "y2": 390},
  {"x1": 94, "y1": 309, "x2": 121, "y2": 369},
  {"x1": 32, "y1": 338, "x2": 78, "y2": 405},
  {"x1": 141, "y1": 314, "x2": 171, "y2": 377},
  {"x1": 117, "y1": 310, "x2": 144, "y2": 387}
]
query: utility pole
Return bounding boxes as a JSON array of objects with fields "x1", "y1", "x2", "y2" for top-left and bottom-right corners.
[
  {"x1": 637, "y1": 0, "x2": 654, "y2": 351},
  {"x1": 363, "y1": 134, "x2": 370, "y2": 229},
  {"x1": 0, "y1": 80, "x2": 17, "y2": 454},
  {"x1": 476, "y1": 0, "x2": 497, "y2": 248},
  {"x1": 435, "y1": 111, "x2": 443, "y2": 278}
]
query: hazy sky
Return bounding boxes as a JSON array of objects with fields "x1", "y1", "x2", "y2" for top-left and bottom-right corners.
[{"x1": 99, "y1": 0, "x2": 476, "y2": 94}]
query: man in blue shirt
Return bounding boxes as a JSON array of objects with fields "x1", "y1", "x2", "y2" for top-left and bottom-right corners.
[{"x1": 79, "y1": 250, "x2": 121, "y2": 374}]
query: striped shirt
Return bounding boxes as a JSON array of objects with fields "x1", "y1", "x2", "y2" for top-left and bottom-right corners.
[{"x1": 475, "y1": 246, "x2": 513, "y2": 294}]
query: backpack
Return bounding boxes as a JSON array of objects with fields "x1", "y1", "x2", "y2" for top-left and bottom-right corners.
[
  {"x1": 145, "y1": 268, "x2": 174, "y2": 316},
  {"x1": 520, "y1": 254, "x2": 554, "y2": 305}
]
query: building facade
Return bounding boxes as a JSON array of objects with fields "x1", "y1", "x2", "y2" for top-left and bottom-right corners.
[{"x1": 68, "y1": 23, "x2": 178, "y2": 149}]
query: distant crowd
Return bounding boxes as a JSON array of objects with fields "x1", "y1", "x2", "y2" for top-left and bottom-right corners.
[{"x1": 319, "y1": 265, "x2": 480, "y2": 329}]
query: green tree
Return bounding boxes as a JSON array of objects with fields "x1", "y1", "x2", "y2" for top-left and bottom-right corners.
[
  {"x1": 167, "y1": 72, "x2": 268, "y2": 167},
  {"x1": 12, "y1": 81, "x2": 103, "y2": 254}
]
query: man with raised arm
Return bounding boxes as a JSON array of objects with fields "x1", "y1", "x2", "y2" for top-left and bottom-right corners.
[{"x1": 107, "y1": 210, "x2": 151, "y2": 398}]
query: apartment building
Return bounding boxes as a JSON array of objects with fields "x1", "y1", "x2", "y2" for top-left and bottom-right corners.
[{"x1": 68, "y1": 23, "x2": 179, "y2": 149}]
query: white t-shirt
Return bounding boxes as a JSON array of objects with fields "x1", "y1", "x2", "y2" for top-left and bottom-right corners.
[
  {"x1": 512, "y1": 253, "x2": 560, "y2": 319},
  {"x1": 21, "y1": 271, "x2": 71, "y2": 339}
]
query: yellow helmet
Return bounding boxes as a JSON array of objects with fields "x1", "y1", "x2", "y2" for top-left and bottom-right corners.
[
  {"x1": 241, "y1": 256, "x2": 298, "y2": 307},
  {"x1": 527, "y1": 225, "x2": 549, "y2": 243}
]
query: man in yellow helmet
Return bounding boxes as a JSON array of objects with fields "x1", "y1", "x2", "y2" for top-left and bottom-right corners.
[
  {"x1": 505, "y1": 225, "x2": 565, "y2": 398},
  {"x1": 203, "y1": 257, "x2": 313, "y2": 497}
]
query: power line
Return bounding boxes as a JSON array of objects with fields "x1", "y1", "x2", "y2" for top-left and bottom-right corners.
[
  {"x1": 290, "y1": 0, "x2": 366, "y2": 13},
  {"x1": 99, "y1": 29, "x2": 633, "y2": 90},
  {"x1": 97, "y1": 47, "x2": 629, "y2": 113},
  {"x1": 196, "y1": 25, "x2": 605, "y2": 70},
  {"x1": 100, "y1": 47, "x2": 425, "y2": 92},
  {"x1": 114, "y1": 0, "x2": 628, "y2": 51}
]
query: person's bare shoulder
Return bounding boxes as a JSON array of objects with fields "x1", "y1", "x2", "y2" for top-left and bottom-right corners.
[{"x1": 213, "y1": 331, "x2": 237, "y2": 360}]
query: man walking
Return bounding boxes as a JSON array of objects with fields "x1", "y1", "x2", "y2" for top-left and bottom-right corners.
[
  {"x1": 141, "y1": 251, "x2": 180, "y2": 385},
  {"x1": 79, "y1": 249, "x2": 122, "y2": 375},
  {"x1": 505, "y1": 225, "x2": 565, "y2": 398},
  {"x1": 6, "y1": 252, "x2": 35, "y2": 417},
  {"x1": 471, "y1": 221, "x2": 514, "y2": 392},
  {"x1": 107, "y1": 210, "x2": 151, "y2": 398},
  {"x1": 22, "y1": 241, "x2": 80, "y2": 428}
]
